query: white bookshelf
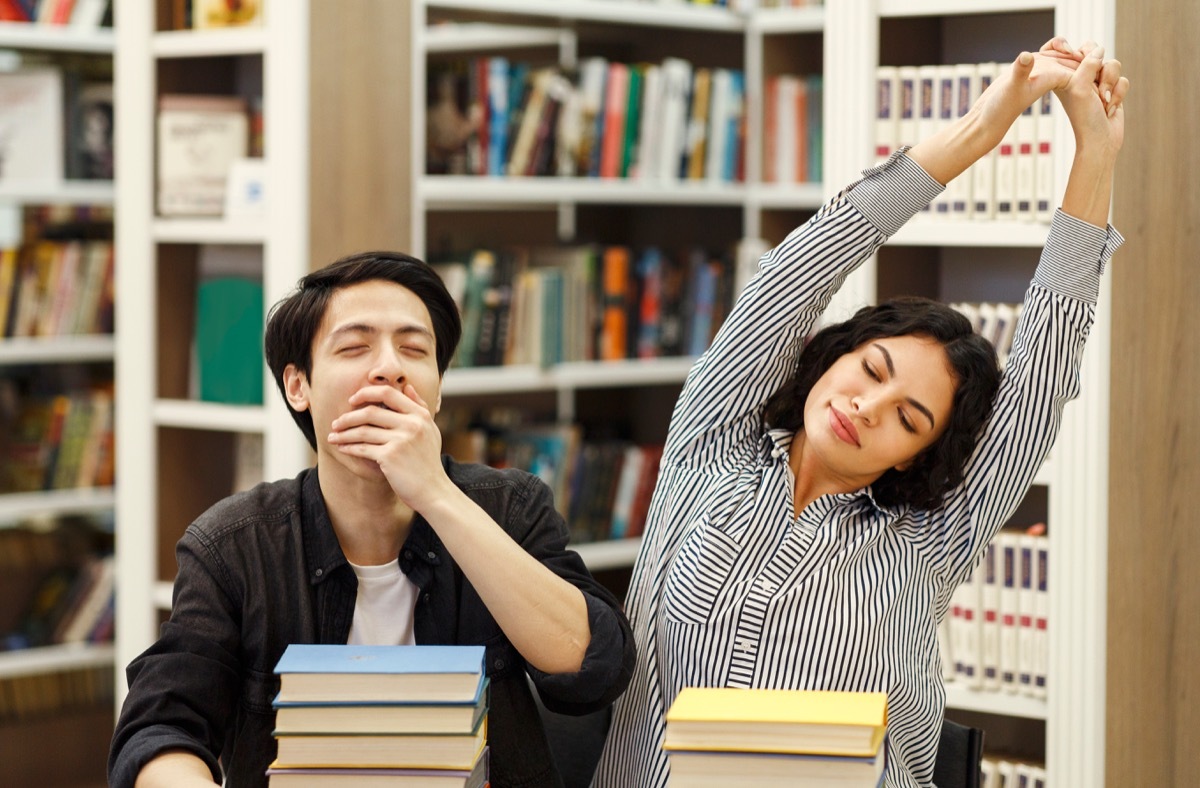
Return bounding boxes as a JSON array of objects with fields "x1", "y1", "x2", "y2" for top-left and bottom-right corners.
[
  {"x1": 151, "y1": 26, "x2": 268, "y2": 57},
  {"x1": 425, "y1": 22, "x2": 570, "y2": 54},
  {"x1": 574, "y1": 537, "x2": 643, "y2": 572},
  {"x1": 0, "y1": 643, "x2": 115, "y2": 680},
  {"x1": 0, "y1": 487, "x2": 115, "y2": 527},
  {"x1": 114, "y1": 0, "x2": 312, "y2": 711},
  {"x1": 413, "y1": 1, "x2": 1118, "y2": 784},
  {"x1": 945, "y1": 684, "x2": 1048, "y2": 720},
  {"x1": 151, "y1": 218, "x2": 268, "y2": 244},
  {"x1": 0, "y1": 181, "x2": 115, "y2": 206},
  {"x1": 0, "y1": 335, "x2": 114, "y2": 365},
  {"x1": 152, "y1": 399, "x2": 268, "y2": 433},
  {"x1": 442, "y1": 357, "x2": 696, "y2": 396},
  {"x1": 0, "y1": 21, "x2": 114, "y2": 53}
]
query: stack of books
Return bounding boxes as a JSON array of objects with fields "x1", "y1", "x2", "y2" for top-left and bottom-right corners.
[
  {"x1": 267, "y1": 644, "x2": 490, "y2": 787},
  {"x1": 663, "y1": 688, "x2": 888, "y2": 787}
]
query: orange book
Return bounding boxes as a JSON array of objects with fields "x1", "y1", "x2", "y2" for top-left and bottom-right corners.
[{"x1": 600, "y1": 246, "x2": 631, "y2": 361}]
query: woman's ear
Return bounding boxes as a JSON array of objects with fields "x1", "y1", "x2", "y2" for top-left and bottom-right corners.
[{"x1": 283, "y1": 364, "x2": 311, "y2": 412}]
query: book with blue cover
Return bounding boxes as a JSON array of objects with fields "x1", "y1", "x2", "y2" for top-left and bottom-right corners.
[{"x1": 274, "y1": 645, "x2": 486, "y2": 703}]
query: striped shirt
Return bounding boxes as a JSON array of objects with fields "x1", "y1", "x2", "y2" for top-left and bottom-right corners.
[{"x1": 592, "y1": 151, "x2": 1123, "y2": 788}]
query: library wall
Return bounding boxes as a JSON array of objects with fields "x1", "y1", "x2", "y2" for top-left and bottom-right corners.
[{"x1": 1108, "y1": 1, "x2": 1200, "y2": 785}]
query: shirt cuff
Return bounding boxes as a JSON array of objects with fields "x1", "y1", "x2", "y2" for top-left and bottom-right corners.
[
  {"x1": 526, "y1": 593, "x2": 627, "y2": 710},
  {"x1": 845, "y1": 147, "x2": 945, "y2": 237},
  {"x1": 1033, "y1": 209, "x2": 1125, "y2": 304}
]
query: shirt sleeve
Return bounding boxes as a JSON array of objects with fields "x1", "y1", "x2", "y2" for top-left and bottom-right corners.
[
  {"x1": 107, "y1": 532, "x2": 240, "y2": 788},
  {"x1": 936, "y1": 209, "x2": 1124, "y2": 586},
  {"x1": 509, "y1": 474, "x2": 636, "y2": 715},
  {"x1": 663, "y1": 150, "x2": 944, "y2": 470}
]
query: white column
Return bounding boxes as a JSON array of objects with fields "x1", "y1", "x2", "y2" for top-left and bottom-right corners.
[
  {"x1": 1047, "y1": 2, "x2": 1116, "y2": 783},
  {"x1": 823, "y1": 0, "x2": 877, "y2": 321},
  {"x1": 113, "y1": 0, "x2": 159, "y2": 708},
  {"x1": 262, "y1": 0, "x2": 314, "y2": 481}
]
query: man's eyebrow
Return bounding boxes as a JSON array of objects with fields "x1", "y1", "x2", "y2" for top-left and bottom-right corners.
[
  {"x1": 873, "y1": 342, "x2": 936, "y2": 430},
  {"x1": 327, "y1": 323, "x2": 433, "y2": 340}
]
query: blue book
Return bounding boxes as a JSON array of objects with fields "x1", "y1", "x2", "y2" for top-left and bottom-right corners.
[{"x1": 274, "y1": 644, "x2": 485, "y2": 704}]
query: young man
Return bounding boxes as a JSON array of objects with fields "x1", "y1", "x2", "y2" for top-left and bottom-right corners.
[{"x1": 109, "y1": 252, "x2": 635, "y2": 788}]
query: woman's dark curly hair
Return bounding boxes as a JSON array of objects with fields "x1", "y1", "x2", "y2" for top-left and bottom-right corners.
[
  {"x1": 763, "y1": 297, "x2": 1002, "y2": 510},
  {"x1": 264, "y1": 251, "x2": 462, "y2": 451}
]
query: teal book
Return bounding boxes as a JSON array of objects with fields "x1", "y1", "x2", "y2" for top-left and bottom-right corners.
[
  {"x1": 195, "y1": 275, "x2": 264, "y2": 404},
  {"x1": 274, "y1": 644, "x2": 486, "y2": 704}
]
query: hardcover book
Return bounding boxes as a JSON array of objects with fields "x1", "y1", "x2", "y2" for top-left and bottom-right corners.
[
  {"x1": 663, "y1": 688, "x2": 887, "y2": 758},
  {"x1": 274, "y1": 645, "x2": 486, "y2": 704}
]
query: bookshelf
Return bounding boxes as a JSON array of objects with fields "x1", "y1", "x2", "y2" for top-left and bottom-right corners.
[
  {"x1": 113, "y1": 0, "x2": 417, "y2": 718},
  {"x1": 109, "y1": 0, "x2": 1161, "y2": 785},
  {"x1": 408, "y1": 0, "x2": 1114, "y2": 784},
  {"x1": 0, "y1": 14, "x2": 117, "y2": 787}
]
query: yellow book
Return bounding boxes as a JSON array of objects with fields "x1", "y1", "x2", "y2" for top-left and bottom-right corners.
[{"x1": 663, "y1": 688, "x2": 887, "y2": 757}]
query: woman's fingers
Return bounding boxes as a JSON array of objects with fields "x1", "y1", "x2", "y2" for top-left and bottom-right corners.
[{"x1": 1098, "y1": 58, "x2": 1124, "y2": 107}]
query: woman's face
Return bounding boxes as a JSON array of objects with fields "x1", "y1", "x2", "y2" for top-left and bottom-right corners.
[{"x1": 802, "y1": 334, "x2": 958, "y2": 484}]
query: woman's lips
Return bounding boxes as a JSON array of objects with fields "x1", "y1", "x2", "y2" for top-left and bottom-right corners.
[{"x1": 829, "y1": 406, "x2": 860, "y2": 447}]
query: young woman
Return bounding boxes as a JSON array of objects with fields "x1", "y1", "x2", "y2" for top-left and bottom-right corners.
[{"x1": 593, "y1": 39, "x2": 1128, "y2": 788}]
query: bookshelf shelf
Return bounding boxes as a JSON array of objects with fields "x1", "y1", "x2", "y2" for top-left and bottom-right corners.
[
  {"x1": 441, "y1": 357, "x2": 696, "y2": 396},
  {"x1": 0, "y1": 643, "x2": 115, "y2": 680},
  {"x1": 0, "y1": 180, "x2": 115, "y2": 206},
  {"x1": 151, "y1": 218, "x2": 268, "y2": 245},
  {"x1": 0, "y1": 488, "x2": 115, "y2": 528},
  {"x1": 944, "y1": 684, "x2": 1048, "y2": 720},
  {"x1": 746, "y1": 7, "x2": 826, "y2": 35},
  {"x1": 151, "y1": 27, "x2": 268, "y2": 58},
  {"x1": 421, "y1": 176, "x2": 748, "y2": 209},
  {"x1": 0, "y1": 335, "x2": 115, "y2": 366},
  {"x1": 574, "y1": 537, "x2": 643, "y2": 572},
  {"x1": 877, "y1": 0, "x2": 1055, "y2": 17},
  {"x1": 887, "y1": 218, "x2": 1051, "y2": 248},
  {"x1": 0, "y1": 22, "x2": 114, "y2": 53},
  {"x1": 152, "y1": 399, "x2": 268, "y2": 433},
  {"x1": 750, "y1": 183, "x2": 827, "y2": 210},
  {"x1": 426, "y1": 0, "x2": 744, "y2": 32},
  {"x1": 425, "y1": 22, "x2": 569, "y2": 54}
]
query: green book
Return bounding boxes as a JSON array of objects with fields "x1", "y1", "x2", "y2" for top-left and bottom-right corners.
[{"x1": 195, "y1": 276, "x2": 264, "y2": 405}]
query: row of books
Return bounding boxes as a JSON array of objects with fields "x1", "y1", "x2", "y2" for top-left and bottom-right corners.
[
  {"x1": 0, "y1": 241, "x2": 115, "y2": 339},
  {"x1": 940, "y1": 529, "x2": 1048, "y2": 698},
  {"x1": 269, "y1": 645, "x2": 489, "y2": 787},
  {"x1": 428, "y1": 55, "x2": 748, "y2": 184},
  {"x1": 2, "y1": 385, "x2": 115, "y2": 494},
  {"x1": 0, "y1": 65, "x2": 113, "y2": 185},
  {"x1": 876, "y1": 63, "x2": 1057, "y2": 222},
  {"x1": 950, "y1": 301, "x2": 1023, "y2": 368},
  {"x1": 762, "y1": 73, "x2": 823, "y2": 185},
  {"x1": 0, "y1": 0, "x2": 109, "y2": 28},
  {"x1": 0, "y1": 662, "x2": 113, "y2": 723},
  {"x1": 0, "y1": 518, "x2": 113, "y2": 652},
  {"x1": 1, "y1": 553, "x2": 113, "y2": 651},
  {"x1": 434, "y1": 244, "x2": 734, "y2": 369},
  {"x1": 981, "y1": 756, "x2": 1047, "y2": 788},
  {"x1": 663, "y1": 687, "x2": 887, "y2": 786},
  {"x1": 442, "y1": 416, "x2": 663, "y2": 546}
]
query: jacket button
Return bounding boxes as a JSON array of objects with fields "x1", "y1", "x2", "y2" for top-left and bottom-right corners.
[
  {"x1": 314, "y1": 568, "x2": 323, "y2": 577},
  {"x1": 404, "y1": 550, "x2": 414, "y2": 560},
  {"x1": 426, "y1": 551, "x2": 437, "y2": 561},
  {"x1": 494, "y1": 658, "x2": 505, "y2": 670}
]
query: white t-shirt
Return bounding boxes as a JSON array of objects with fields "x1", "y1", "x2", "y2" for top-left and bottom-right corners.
[{"x1": 346, "y1": 558, "x2": 419, "y2": 646}]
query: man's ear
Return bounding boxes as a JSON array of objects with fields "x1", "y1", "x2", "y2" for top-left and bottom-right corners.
[{"x1": 282, "y1": 364, "x2": 311, "y2": 412}]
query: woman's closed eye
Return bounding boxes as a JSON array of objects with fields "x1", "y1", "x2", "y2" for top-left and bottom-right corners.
[
  {"x1": 898, "y1": 408, "x2": 917, "y2": 434},
  {"x1": 862, "y1": 359, "x2": 880, "y2": 381}
]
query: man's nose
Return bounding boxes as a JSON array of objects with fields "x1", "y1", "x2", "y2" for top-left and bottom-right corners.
[{"x1": 369, "y1": 346, "x2": 405, "y2": 384}]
